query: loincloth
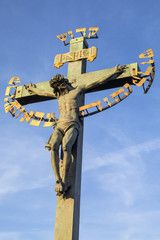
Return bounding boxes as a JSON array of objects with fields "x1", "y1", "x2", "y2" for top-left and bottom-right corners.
[
  {"x1": 56, "y1": 121, "x2": 80, "y2": 135},
  {"x1": 45, "y1": 122, "x2": 80, "y2": 151}
]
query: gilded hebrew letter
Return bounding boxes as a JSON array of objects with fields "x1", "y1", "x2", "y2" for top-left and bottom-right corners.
[
  {"x1": 43, "y1": 113, "x2": 55, "y2": 127},
  {"x1": 88, "y1": 27, "x2": 99, "y2": 38},
  {"x1": 123, "y1": 83, "x2": 133, "y2": 93},
  {"x1": 57, "y1": 33, "x2": 68, "y2": 42},
  {"x1": 103, "y1": 97, "x2": 112, "y2": 107},
  {"x1": 4, "y1": 95, "x2": 15, "y2": 102},
  {"x1": 68, "y1": 31, "x2": 74, "y2": 38},
  {"x1": 76, "y1": 28, "x2": 86, "y2": 37},
  {"x1": 133, "y1": 77, "x2": 148, "y2": 87},
  {"x1": 110, "y1": 88, "x2": 125, "y2": 102},
  {"x1": 16, "y1": 107, "x2": 25, "y2": 118},
  {"x1": 19, "y1": 111, "x2": 35, "y2": 123},
  {"x1": 30, "y1": 112, "x2": 45, "y2": 126},
  {"x1": 8, "y1": 76, "x2": 21, "y2": 85},
  {"x1": 137, "y1": 66, "x2": 153, "y2": 76},
  {"x1": 79, "y1": 101, "x2": 102, "y2": 116},
  {"x1": 4, "y1": 101, "x2": 21, "y2": 113},
  {"x1": 141, "y1": 59, "x2": 154, "y2": 65},
  {"x1": 139, "y1": 49, "x2": 154, "y2": 58}
]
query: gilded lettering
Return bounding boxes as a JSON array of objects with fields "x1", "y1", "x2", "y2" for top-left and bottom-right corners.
[
  {"x1": 68, "y1": 31, "x2": 74, "y2": 38},
  {"x1": 137, "y1": 66, "x2": 153, "y2": 76},
  {"x1": 19, "y1": 111, "x2": 35, "y2": 123},
  {"x1": 103, "y1": 97, "x2": 112, "y2": 107},
  {"x1": 88, "y1": 27, "x2": 99, "y2": 38},
  {"x1": 54, "y1": 47, "x2": 97, "y2": 68},
  {"x1": 4, "y1": 95, "x2": 14, "y2": 102},
  {"x1": 139, "y1": 49, "x2": 154, "y2": 58},
  {"x1": 110, "y1": 88, "x2": 125, "y2": 102},
  {"x1": 123, "y1": 83, "x2": 133, "y2": 93},
  {"x1": 43, "y1": 113, "x2": 55, "y2": 127},
  {"x1": 5, "y1": 101, "x2": 21, "y2": 113},
  {"x1": 76, "y1": 28, "x2": 86, "y2": 37},
  {"x1": 57, "y1": 33, "x2": 68, "y2": 42},
  {"x1": 79, "y1": 101, "x2": 102, "y2": 116},
  {"x1": 133, "y1": 77, "x2": 148, "y2": 87},
  {"x1": 16, "y1": 107, "x2": 25, "y2": 118},
  {"x1": 9, "y1": 76, "x2": 21, "y2": 85},
  {"x1": 30, "y1": 112, "x2": 45, "y2": 127},
  {"x1": 141, "y1": 59, "x2": 154, "y2": 64}
]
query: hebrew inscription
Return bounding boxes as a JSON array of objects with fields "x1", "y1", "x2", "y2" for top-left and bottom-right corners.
[
  {"x1": 132, "y1": 49, "x2": 155, "y2": 93},
  {"x1": 57, "y1": 27, "x2": 99, "y2": 45},
  {"x1": 4, "y1": 49, "x2": 155, "y2": 125}
]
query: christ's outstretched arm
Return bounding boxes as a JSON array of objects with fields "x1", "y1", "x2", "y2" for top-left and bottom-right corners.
[
  {"x1": 25, "y1": 83, "x2": 56, "y2": 98},
  {"x1": 78, "y1": 64, "x2": 126, "y2": 93}
]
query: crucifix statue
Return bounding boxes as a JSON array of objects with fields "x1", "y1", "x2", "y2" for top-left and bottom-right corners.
[
  {"x1": 25, "y1": 64, "x2": 125, "y2": 196},
  {"x1": 4, "y1": 27, "x2": 155, "y2": 240}
]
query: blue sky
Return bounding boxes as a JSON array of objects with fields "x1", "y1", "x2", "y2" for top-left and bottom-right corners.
[{"x1": 1, "y1": 0, "x2": 160, "y2": 239}]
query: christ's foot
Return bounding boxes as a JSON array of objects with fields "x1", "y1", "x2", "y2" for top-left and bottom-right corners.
[{"x1": 55, "y1": 180, "x2": 63, "y2": 196}]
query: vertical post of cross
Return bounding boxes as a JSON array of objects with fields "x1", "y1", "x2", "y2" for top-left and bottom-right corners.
[{"x1": 54, "y1": 37, "x2": 88, "y2": 240}]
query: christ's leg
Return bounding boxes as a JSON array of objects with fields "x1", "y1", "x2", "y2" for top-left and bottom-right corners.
[
  {"x1": 62, "y1": 127, "x2": 78, "y2": 192},
  {"x1": 50, "y1": 129, "x2": 63, "y2": 194}
]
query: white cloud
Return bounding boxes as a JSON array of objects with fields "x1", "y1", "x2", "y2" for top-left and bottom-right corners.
[
  {"x1": 107, "y1": 126, "x2": 134, "y2": 147},
  {"x1": 114, "y1": 210, "x2": 160, "y2": 240},
  {"x1": 80, "y1": 209, "x2": 160, "y2": 240},
  {"x1": 0, "y1": 232, "x2": 21, "y2": 240},
  {"x1": 0, "y1": 130, "x2": 53, "y2": 199},
  {"x1": 0, "y1": 230, "x2": 53, "y2": 240},
  {"x1": 83, "y1": 137, "x2": 160, "y2": 205}
]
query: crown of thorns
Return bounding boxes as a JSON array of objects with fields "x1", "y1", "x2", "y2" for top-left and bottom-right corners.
[{"x1": 49, "y1": 74, "x2": 70, "y2": 88}]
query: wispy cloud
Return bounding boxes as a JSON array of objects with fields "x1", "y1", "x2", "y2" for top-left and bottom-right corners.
[
  {"x1": 80, "y1": 208, "x2": 160, "y2": 240},
  {"x1": 0, "y1": 230, "x2": 53, "y2": 240},
  {"x1": 0, "y1": 130, "x2": 53, "y2": 199},
  {"x1": 115, "y1": 210, "x2": 160, "y2": 240},
  {"x1": 84, "y1": 137, "x2": 160, "y2": 205},
  {"x1": 0, "y1": 232, "x2": 21, "y2": 240}
]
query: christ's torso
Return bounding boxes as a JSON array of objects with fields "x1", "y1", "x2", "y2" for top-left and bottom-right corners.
[{"x1": 57, "y1": 88, "x2": 81, "y2": 125}]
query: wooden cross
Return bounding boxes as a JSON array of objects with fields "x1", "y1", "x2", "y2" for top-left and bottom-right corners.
[{"x1": 13, "y1": 36, "x2": 139, "y2": 240}]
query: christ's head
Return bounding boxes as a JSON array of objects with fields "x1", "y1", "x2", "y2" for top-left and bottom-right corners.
[{"x1": 49, "y1": 74, "x2": 71, "y2": 97}]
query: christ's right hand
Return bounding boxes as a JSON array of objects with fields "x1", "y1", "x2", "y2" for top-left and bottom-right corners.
[{"x1": 25, "y1": 82, "x2": 35, "y2": 94}]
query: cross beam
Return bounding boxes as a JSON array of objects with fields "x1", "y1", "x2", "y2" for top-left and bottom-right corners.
[{"x1": 15, "y1": 63, "x2": 139, "y2": 105}]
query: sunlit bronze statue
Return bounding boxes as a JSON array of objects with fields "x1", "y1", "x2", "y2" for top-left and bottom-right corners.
[{"x1": 26, "y1": 65, "x2": 125, "y2": 195}]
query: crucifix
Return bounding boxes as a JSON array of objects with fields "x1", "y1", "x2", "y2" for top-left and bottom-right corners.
[{"x1": 4, "y1": 27, "x2": 155, "y2": 240}]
